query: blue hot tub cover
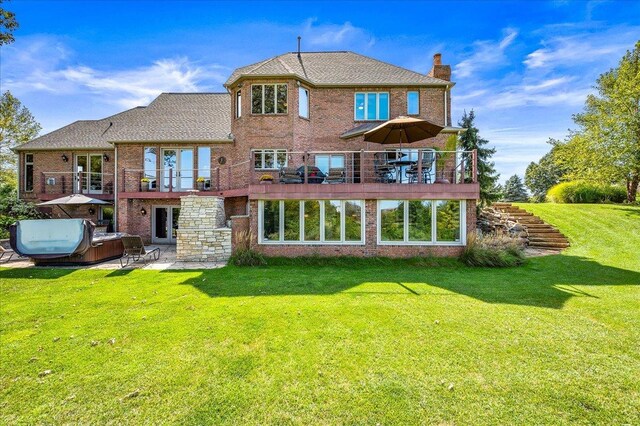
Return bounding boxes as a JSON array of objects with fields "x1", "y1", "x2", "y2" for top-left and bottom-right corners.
[{"x1": 10, "y1": 219, "x2": 95, "y2": 259}]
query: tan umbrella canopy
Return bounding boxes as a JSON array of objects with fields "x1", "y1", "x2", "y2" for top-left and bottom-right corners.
[
  {"x1": 38, "y1": 194, "x2": 111, "y2": 218},
  {"x1": 363, "y1": 116, "x2": 444, "y2": 146}
]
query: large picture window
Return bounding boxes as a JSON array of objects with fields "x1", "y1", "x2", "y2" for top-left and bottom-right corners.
[
  {"x1": 252, "y1": 84, "x2": 288, "y2": 114},
  {"x1": 354, "y1": 92, "x2": 389, "y2": 121},
  {"x1": 259, "y1": 200, "x2": 364, "y2": 244},
  {"x1": 253, "y1": 149, "x2": 287, "y2": 170},
  {"x1": 378, "y1": 200, "x2": 464, "y2": 245}
]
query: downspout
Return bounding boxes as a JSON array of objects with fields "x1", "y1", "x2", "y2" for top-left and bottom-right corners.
[
  {"x1": 113, "y1": 144, "x2": 118, "y2": 231},
  {"x1": 443, "y1": 86, "x2": 448, "y2": 126}
]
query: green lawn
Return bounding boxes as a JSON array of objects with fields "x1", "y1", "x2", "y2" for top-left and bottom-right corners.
[{"x1": 1, "y1": 204, "x2": 639, "y2": 425}]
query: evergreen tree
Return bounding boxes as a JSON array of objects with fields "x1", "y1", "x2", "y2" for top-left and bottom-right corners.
[
  {"x1": 502, "y1": 175, "x2": 528, "y2": 202},
  {"x1": 457, "y1": 110, "x2": 500, "y2": 205}
]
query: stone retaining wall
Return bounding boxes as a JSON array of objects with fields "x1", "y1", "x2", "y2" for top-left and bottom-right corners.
[{"x1": 176, "y1": 195, "x2": 231, "y2": 262}]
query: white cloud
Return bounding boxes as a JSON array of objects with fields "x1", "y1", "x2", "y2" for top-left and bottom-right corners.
[
  {"x1": 1, "y1": 36, "x2": 228, "y2": 109},
  {"x1": 303, "y1": 19, "x2": 375, "y2": 48},
  {"x1": 454, "y1": 28, "x2": 518, "y2": 78},
  {"x1": 524, "y1": 36, "x2": 626, "y2": 69}
]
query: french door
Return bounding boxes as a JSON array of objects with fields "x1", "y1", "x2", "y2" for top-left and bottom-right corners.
[
  {"x1": 75, "y1": 154, "x2": 103, "y2": 194},
  {"x1": 161, "y1": 148, "x2": 194, "y2": 191},
  {"x1": 152, "y1": 206, "x2": 180, "y2": 244}
]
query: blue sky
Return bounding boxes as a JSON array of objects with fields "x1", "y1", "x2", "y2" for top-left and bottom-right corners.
[{"x1": 2, "y1": 0, "x2": 639, "y2": 180}]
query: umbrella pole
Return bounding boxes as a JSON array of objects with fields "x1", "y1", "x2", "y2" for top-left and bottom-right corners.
[{"x1": 58, "y1": 206, "x2": 73, "y2": 218}]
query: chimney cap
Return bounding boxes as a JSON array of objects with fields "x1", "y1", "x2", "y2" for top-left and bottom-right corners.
[{"x1": 433, "y1": 53, "x2": 442, "y2": 66}]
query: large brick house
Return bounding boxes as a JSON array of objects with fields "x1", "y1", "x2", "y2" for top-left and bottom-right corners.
[{"x1": 14, "y1": 51, "x2": 479, "y2": 257}]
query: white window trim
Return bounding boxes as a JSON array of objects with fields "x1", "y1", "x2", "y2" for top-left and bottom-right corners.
[
  {"x1": 377, "y1": 200, "x2": 466, "y2": 246},
  {"x1": 354, "y1": 92, "x2": 390, "y2": 121},
  {"x1": 24, "y1": 153, "x2": 34, "y2": 192},
  {"x1": 235, "y1": 90, "x2": 242, "y2": 118},
  {"x1": 407, "y1": 91, "x2": 420, "y2": 115},
  {"x1": 253, "y1": 149, "x2": 288, "y2": 171},
  {"x1": 251, "y1": 83, "x2": 288, "y2": 115},
  {"x1": 258, "y1": 200, "x2": 365, "y2": 245},
  {"x1": 298, "y1": 86, "x2": 309, "y2": 119}
]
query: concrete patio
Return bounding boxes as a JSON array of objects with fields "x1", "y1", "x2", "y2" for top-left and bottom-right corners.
[{"x1": 0, "y1": 245, "x2": 227, "y2": 270}]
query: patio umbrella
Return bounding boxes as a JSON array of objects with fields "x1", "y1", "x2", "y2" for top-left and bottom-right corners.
[
  {"x1": 38, "y1": 194, "x2": 111, "y2": 218},
  {"x1": 363, "y1": 116, "x2": 444, "y2": 147}
]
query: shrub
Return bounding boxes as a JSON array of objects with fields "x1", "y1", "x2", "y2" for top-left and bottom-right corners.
[
  {"x1": 547, "y1": 181, "x2": 627, "y2": 203},
  {"x1": 460, "y1": 233, "x2": 526, "y2": 267},
  {"x1": 0, "y1": 186, "x2": 49, "y2": 238},
  {"x1": 229, "y1": 249, "x2": 267, "y2": 267}
]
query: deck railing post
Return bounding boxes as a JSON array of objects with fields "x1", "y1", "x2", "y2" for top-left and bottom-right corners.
[
  {"x1": 460, "y1": 151, "x2": 466, "y2": 184},
  {"x1": 359, "y1": 150, "x2": 364, "y2": 185},
  {"x1": 472, "y1": 149, "x2": 478, "y2": 184},
  {"x1": 417, "y1": 150, "x2": 423, "y2": 184},
  {"x1": 227, "y1": 164, "x2": 231, "y2": 190},
  {"x1": 304, "y1": 152, "x2": 309, "y2": 185},
  {"x1": 169, "y1": 168, "x2": 173, "y2": 192},
  {"x1": 216, "y1": 168, "x2": 220, "y2": 191}
]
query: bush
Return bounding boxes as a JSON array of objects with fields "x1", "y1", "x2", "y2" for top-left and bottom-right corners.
[
  {"x1": 460, "y1": 233, "x2": 526, "y2": 267},
  {"x1": 229, "y1": 249, "x2": 267, "y2": 267},
  {"x1": 547, "y1": 181, "x2": 627, "y2": 203},
  {"x1": 0, "y1": 185, "x2": 49, "y2": 238}
]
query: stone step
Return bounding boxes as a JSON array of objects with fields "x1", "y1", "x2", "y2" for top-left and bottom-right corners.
[
  {"x1": 529, "y1": 236, "x2": 569, "y2": 243},
  {"x1": 529, "y1": 241, "x2": 570, "y2": 248}
]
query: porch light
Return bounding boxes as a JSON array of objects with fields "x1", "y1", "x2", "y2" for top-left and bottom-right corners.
[
  {"x1": 61, "y1": 154, "x2": 69, "y2": 162},
  {"x1": 140, "y1": 207, "x2": 147, "y2": 216},
  {"x1": 103, "y1": 154, "x2": 110, "y2": 162},
  {"x1": 88, "y1": 207, "x2": 95, "y2": 215}
]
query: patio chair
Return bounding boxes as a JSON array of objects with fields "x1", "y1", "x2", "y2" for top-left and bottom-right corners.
[
  {"x1": 325, "y1": 168, "x2": 346, "y2": 184},
  {"x1": 0, "y1": 243, "x2": 17, "y2": 263},
  {"x1": 119, "y1": 235, "x2": 160, "y2": 268},
  {"x1": 279, "y1": 167, "x2": 303, "y2": 184},
  {"x1": 406, "y1": 151, "x2": 435, "y2": 183},
  {"x1": 373, "y1": 152, "x2": 395, "y2": 183}
]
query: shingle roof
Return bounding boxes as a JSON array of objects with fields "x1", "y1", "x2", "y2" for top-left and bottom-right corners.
[
  {"x1": 108, "y1": 93, "x2": 231, "y2": 142},
  {"x1": 225, "y1": 51, "x2": 451, "y2": 87},
  {"x1": 16, "y1": 93, "x2": 232, "y2": 151},
  {"x1": 14, "y1": 107, "x2": 145, "y2": 151}
]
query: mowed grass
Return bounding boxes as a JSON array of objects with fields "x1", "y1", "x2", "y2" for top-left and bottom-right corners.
[{"x1": 1, "y1": 204, "x2": 639, "y2": 425}]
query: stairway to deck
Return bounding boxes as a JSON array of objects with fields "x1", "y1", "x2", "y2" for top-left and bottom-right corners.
[{"x1": 492, "y1": 203, "x2": 571, "y2": 250}]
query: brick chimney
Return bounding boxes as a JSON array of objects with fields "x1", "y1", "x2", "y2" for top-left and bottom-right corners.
[{"x1": 427, "y1": 53, "x2": 451, "y2": 81}]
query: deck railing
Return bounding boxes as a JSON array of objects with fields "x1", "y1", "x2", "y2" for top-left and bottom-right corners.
[
  {"x1": 40, "y1": 172, "x2": 115, "y2": 196},
  {"x1": 121, "y1": 149, "x2": 477, "y2": 193}
]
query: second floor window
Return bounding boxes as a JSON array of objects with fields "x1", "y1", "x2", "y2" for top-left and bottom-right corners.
[
  {"x1": 24, "y1": 153, "x2": 34, "y2": 191},
  {"x1": 254, "y1": 149, "x2": 287, "y2": 170},
  {"x1": 354, "y1": 92, "x2": 389, "y2": 121},
  {"x1": 252, "y1": 84, "x2": 288, "y2": 114},
  {"x1": 407, "y1": 91, "x2": 419, "y2": 115},
  {"x1": 235, "y1": 90, "x2": 242, "y2": 118},
  {"x1": 299, "y1": 87, "x2": 309, "y2": 118}
]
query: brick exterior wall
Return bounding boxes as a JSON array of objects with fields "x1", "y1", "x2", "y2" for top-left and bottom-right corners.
[
  {"x1": 17, "y1": 55, "x2": 478, "y2": 259},
  {"x1": 247, "y1": 199, "x2": 476, "y2": 258},
  {"x1": 18, "y1": 150, "x2": 115, "y2": 202}
]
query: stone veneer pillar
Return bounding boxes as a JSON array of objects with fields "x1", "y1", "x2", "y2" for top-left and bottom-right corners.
[{"x1": 176, "y1": 195, "x2": 231, "y2": 262}]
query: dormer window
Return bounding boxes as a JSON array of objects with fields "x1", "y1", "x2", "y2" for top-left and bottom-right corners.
[
  {"x1": 251, "y1": 84, "x2": 288, "y2": 114},
  {"x1": 354, "y1": 92, "x2": 389, "y2": 121}
]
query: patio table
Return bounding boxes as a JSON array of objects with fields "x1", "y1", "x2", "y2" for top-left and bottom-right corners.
[{"x1": 387, "y1": 159, "x2": 416, "y2": 183}]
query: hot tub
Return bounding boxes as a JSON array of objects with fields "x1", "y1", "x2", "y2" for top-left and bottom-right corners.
[{"x1": 10, "y1": 219, "x2": 126, "y2": 266}]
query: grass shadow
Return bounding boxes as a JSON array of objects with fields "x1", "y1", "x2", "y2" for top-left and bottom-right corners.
[
  {"x1": 172, "y1": 254, "x2": 640, "y2": 309},
  {"x1": 0, "y1": 267, "x2": 77, "y2": 280}
]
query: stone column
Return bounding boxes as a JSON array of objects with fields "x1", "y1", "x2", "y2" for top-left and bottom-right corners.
[{"x1": 176, "y1": 195, "x2": 231, "y2": 262}]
